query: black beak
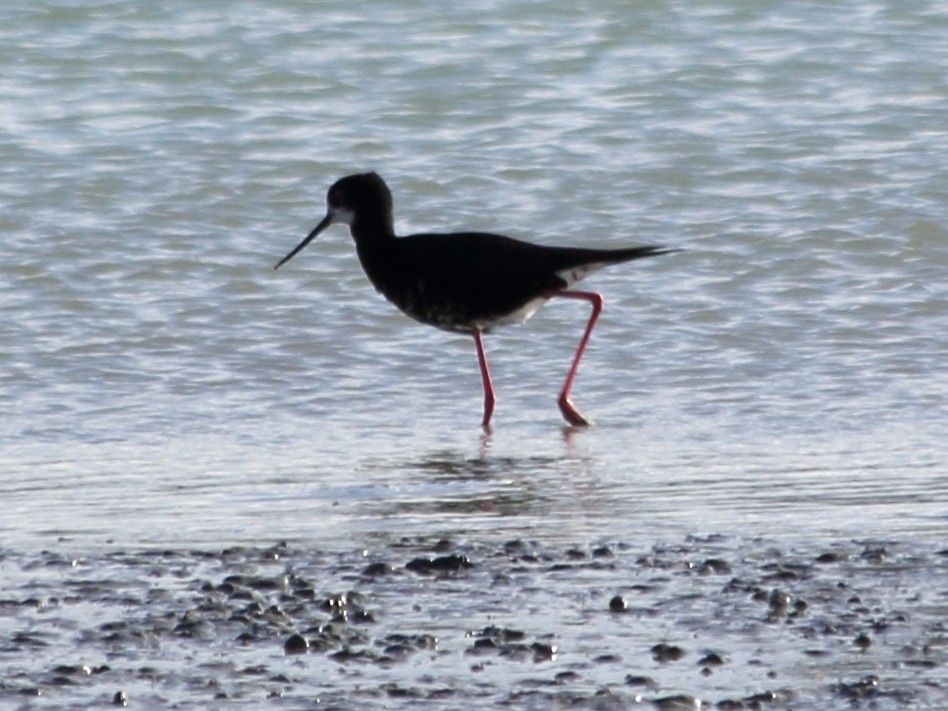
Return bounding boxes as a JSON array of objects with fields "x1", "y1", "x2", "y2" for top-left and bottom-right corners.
[{"x1": 274, "y1": 212, "x2": 333, "y2": 270}]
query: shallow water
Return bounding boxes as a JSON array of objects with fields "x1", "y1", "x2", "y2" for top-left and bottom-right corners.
[{"x1": 1, "y1": 0, "x2": 947, "y2": 707}]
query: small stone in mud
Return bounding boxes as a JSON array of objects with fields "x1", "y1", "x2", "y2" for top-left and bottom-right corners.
[
  {"x1": 698, "y1": 558, "x2": 732, "y2": 575},
  {"x1": 624, "y1": 674, "x2": 656, "y2": 688},
  {"x1": 173, "y1": 612, "x2": 208, "y2": 638},
  {"x1": 593, "y1": 653, "x2": 621, "y2": 664},
  {"x1": 405, "y1": 554, "x2": 473, "y2": 574},
  {"x1": 361, "y1": 562, "x2": 393, "y2": 576},
  {"x1": 744, "y1": 689, "x2": 792, "y2": 705},
  {"x1": 330, "y1": 647, "x2": 377, "y2": 663},
  {"x1": 764, "y1": 566, "x2": 801, "y2": 582},
  {"x1": 608, "y1": 595, "x2": 628, "y2": 612},
  {"x1": 320, "y1": 592, "x2": 356, "y2": 612},
  {"x1": 834, "y1": 675, "x2": 880, "y2": 700},
  {"x1": 112, "y1": 690, "x2": 127, "y2": 706},
  {"x1": 380, "y1": 632, "x2": 437, "y2": 652},
  {"x1": 498, "y1": 642, "x2": 531, "y2": 660},
  {"x1": 768, "y1": 589, "x2": 791, "y2": 617},
  {"x1": 51, "y1": 664, "x2": 92, "y2": 676},
  {"x1": 652, "y1": 693, "x2": 701, "y2": 709},
  {"x1": 697, "y1": 652, "x2": 725, "y2": 666},
  {"x1": 283, "y1": 633, "x2": 309, "y2": 655},
  {"x1": 471, "y1": 637, "x2": 497, "y2": 652},
  {"x1": 350, "y1": 609, "x2": 376, "y2": 624},
  {"x1": 530, "y1": 642, "x2": 557, "y2": 662},
  {"x1": 650, "y1": 643, "x2": 686, "y2": 662},
  {"x1": 476, "y1": 625, "x2": 525, "y2": 643}
]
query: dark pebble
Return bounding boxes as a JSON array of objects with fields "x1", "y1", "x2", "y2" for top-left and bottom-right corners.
[
  {"x1": 744, "y1": 689, "x2": 791, "y2": 705},
  {"x1": 768, "y1": 589, "x2": 791, "y2": 616},
  {"x1": 320, "y1": 592, "x2": 350, "y2": 612},
  {"x1": 350, "y1": 609, "x2": 376, "y2": 624},
  {"x1": 405, "y1": 554, "x2": 473, "y2": 574},
  {"x1": 330, "y1": 647, "x2": 376, "y2": 663},
  {"x1": 652, "y1": 693, "x2": 701, "y2": 709},
  {"x1": 395, "y1": 633, "x2": 436, "y2": 650},
  {"x1": 283, "y1": 633, "x2": 309, "y2": 655},
  {"x1": 624, "y1": 674, "x2": 656, "y2": 687},
  {"x1": 650, "y1": 643, "x2": 686, "y2": 662},
  {"x1": 381, "y1": 643, "x2": 411, "y2": 661},
  {"x1": 593, "y1": 653, "x2": 622, "y2": 663},
  {"x1": 361, "y1": 562, "x2": 393, "y2": 576},
  {"x1": 698, "y1": 558, "x2": 732, "y2": 575},
  {"x1": 860, "y1": 546, "x2": 887, "y2": 562},
  {"x1": 764, "y1": 567, "x2": 801, "y2": 582},
  {"x1": 503, "y1": 539, "x2": 530, "y2": 555},
  {"x1": 530, "y1": 642, "x2": 557, "y2": 661},
  {"x1": 51, "y1": 664, "x2": 92, "y2": 676},
  {"x1": 834, "y1": 675, "x2": 880, "y2": 700},
  {"x1": 476, "y1": 625, "x2": 525, "y2": 643},
  {"x1": 697, "y1": 652, "x2": 725, "y2": 666},
  {"x1": 498, "y1": 643, "x2": 531, "y2": 660}
]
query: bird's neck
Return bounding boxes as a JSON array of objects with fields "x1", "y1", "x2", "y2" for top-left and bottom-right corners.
[
  {"x1": 349, "y1": 212, "x2": 396, "y2": 245},
  {"x1": 349, "y1": 215, "x2": 398, "y2": 288}
]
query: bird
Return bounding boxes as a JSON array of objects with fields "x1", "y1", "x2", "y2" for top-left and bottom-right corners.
[{"x1": 275, "y1": 172, "x2": 677, "y2": 429}]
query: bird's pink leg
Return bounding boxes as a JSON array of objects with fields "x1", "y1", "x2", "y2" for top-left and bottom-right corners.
[
  {"x1": 548, "y1": 290, "x2": 604, "y2": 426},
  {"x1": 473, "y1": 330, "x2": 496, "y2": 430}
]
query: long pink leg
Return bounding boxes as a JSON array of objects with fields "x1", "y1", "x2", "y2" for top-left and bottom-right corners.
[
  {"x1": 473, "y1": 330, "x2": 496, "y2": 430},
  {"x1": 549, "y1": 289, "x2": 604, "y2": 426}
]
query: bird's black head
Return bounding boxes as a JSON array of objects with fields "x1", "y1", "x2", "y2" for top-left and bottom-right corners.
[
  {"x1": 275, "y1": 172, "x2": 394, "y2": 269},
  {"x1": 326, "y1": 172, "x2": 392, "y2": 226}
]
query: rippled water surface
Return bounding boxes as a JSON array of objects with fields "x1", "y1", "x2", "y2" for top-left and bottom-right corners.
[{"x1": 1, "y1": 0, "x2": 946, "y2": 707}]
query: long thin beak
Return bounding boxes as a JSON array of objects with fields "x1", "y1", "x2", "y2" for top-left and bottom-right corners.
[{"x1": 274, "y1": 212, "x2": 333, "y2": 270}]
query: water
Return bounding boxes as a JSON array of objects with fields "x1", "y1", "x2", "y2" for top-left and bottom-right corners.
[{"x1": 1, "y1": 0, "x2": 946, "y2": 707}]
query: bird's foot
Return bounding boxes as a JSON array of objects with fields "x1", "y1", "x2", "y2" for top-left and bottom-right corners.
[{"x1": 558, "y1": 396, "x2": 594, "y2": 427}]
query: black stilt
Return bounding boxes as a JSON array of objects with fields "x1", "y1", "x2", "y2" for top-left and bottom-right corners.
[{"x1": 276, "y1": 172, "x2": 677, "y2": 428}]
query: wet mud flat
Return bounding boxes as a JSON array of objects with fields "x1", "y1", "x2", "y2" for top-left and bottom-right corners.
[{"x1": 1, "y1": 536, "x2": 945, "y2": 710}]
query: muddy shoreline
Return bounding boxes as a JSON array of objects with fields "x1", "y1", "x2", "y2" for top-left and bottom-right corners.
[{"x1": 1, "y1": 536, "x2": 945, "y2": 709}]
